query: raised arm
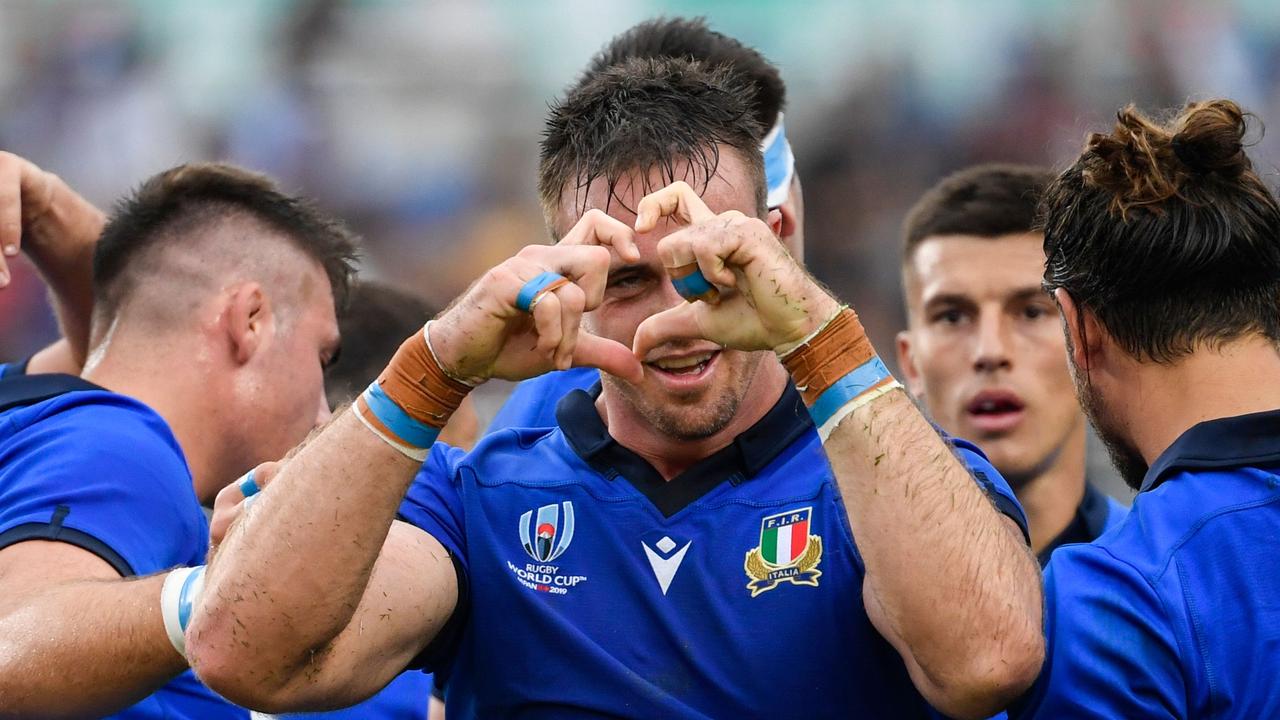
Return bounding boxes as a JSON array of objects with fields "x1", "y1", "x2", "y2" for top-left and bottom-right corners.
[
  {"x1": 185, "y1": 240, "x2": 643, "y2": 711},
  {"x1": 0, "y1": 151, "x2": 105, "y2": 373},
  {"x1": 631, "y1": 182, "x2": 1044, "y2": 719}
]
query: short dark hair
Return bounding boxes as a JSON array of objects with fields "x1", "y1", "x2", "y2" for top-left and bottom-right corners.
[
  {"x1": 579, "y1": 16, "x2": 785, "y2": 133},
  {"x1": 1040, "y1": 99, "x2": 1280, "y2": 362},
  {"x1": 902, "y1": 164, "x2": 1054, "y2": 263},
  {"x1": 324, "y1": 281, "x2": 435, "y2": 407},
  {"x1": 539, "y1": 57, "x2": 765, "y2": 229},
  {"x1": 94, "y1": 163, "x2": 359, "y2": 319}
]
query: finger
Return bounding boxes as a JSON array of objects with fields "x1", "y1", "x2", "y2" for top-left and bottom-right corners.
[
  {"x1": 528, "y1": 287, "x2": 563, "y2": 359},
  {"x1": 632, "y1": 303, "x2": 709, "y2": 361},
  {"x1": 0, "y1": 155, "x2": 18, "y2": 286},
  {"x1": 560, "y1": 209, "x2": 640, "y2": 263},
  {"x1": 634, "y1": 181, "x2": 716, "y2": 234},
  {"x1": 554, "y1": 282, "x2": 586, "y2": 370},
  {"x1": 516, "y1": 244, "x2": 610, "y2": 309},
  {"x1": 572, "y1": 333, "x2": 645, "y2": 384}
]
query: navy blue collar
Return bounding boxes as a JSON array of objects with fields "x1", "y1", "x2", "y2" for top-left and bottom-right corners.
[
  {"x1": 1142, "y1": 408, "x2": 1280, "y2": 492},
  {"x1": 555, "y1": 381, "x2": 813, "y2": 517}
]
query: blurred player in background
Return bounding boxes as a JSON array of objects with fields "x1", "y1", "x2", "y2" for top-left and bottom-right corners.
[
  {"x1": 186, "y1": 57, "x2": 1042, "y2": 719},
  {"x1": 488, "y1": 16, "x2": 802, "y2": 432},
  {"x1": 896, "y1": 164, "x2": 1127, "y2": 565},
  {"x1": 324, "y1": 281, "x2": 478, "y2": 451},
  {"x1": 0, "y1": 158, "x2": 355, "y2": 718},
  {"x1": 1013, "y1": 99, "x2": 1280, "y2": 717}
]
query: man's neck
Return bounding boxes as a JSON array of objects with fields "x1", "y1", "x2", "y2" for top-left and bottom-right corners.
[
  {"x1": 1010, "y1": 420, "x2": 1088, "y2": 556},
  {"x1": 82, "y1": 332, "x2": 224, "y2": 504},
  {"x1": 598, "y1": 357, "x2": 790, "y2": 481},
  {"x1": 1118, "y1": 335, "x2": 1280, "y2": 466}
]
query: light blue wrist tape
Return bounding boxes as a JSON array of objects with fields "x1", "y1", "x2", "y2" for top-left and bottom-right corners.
[
  {"x1": 360, "y1": 382, "x2": 441, "y2": 449},
  {"x1": 809, "y1": 356, "x2": 894, "y2": 428},
  {"x1": 161, "y1": 565, "x2": 206, "y2": 657}
]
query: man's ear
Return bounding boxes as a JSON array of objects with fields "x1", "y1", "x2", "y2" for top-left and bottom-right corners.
[
  {"x1": 766, "y1": 207, "x2": 784, "y2": 238},
  {"x1": 895, "y1": 329, "x2": 925, "y2": 398},
  {"x1": 777, "y1": 202, "x2": 799, "y2": 243},
  {"x1": 224, "y1": 282, "x2": 270, "y2": 366},
  {"x1": 1054, "y1": 288, "x2": 1101, "y2": 372}
]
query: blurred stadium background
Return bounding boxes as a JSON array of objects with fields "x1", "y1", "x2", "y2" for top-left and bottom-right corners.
[{"x1": 3, "y1": 0, "x2": 1279, "y2": 496}]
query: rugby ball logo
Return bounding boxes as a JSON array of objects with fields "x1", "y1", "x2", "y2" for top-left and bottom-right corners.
[{"x1": 519, "y1": 501, "x2": 576, "y2": 563}]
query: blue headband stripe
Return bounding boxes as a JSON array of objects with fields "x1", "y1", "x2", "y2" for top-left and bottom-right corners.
[{"x1": 761, "y1": 114, "x2": 795, "y2": 208}]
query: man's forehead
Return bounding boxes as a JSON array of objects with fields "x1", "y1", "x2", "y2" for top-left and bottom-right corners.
[{"x1": 908, "y1": 232, "x2": 1048, "y2": 301}]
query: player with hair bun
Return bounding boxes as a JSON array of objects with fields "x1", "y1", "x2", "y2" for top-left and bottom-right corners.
[{"x1": 1013, "y1": 99, "x2": 1280, "y2": 718}]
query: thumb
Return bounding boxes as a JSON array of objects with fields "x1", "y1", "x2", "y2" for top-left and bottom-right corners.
[
  {"x1": 573, "y1": 332, "x2": 645, "y2": 384},
  {"x1": 632, "y1": 303, "x2": 707, "y2": 361}
]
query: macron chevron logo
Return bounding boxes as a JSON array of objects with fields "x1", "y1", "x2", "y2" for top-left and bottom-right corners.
[{"x1": 641, "y1": 533, "x2": 692, "y2": 596}]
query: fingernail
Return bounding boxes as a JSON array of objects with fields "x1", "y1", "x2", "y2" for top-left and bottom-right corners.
[
  {"x1": 0, "y1": 272, "x2": 9, "y2": 286},
  {"x1": 3, "y1": 245, "x2": 16, "y2": 256}
]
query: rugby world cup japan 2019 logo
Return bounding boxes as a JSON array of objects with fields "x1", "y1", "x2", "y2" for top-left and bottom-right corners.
[
  {"x1": 744, "y1": 507, "x2": 823, "y2": 597},
  {"x1": 520, "y1": 501, "x2": 575, "y2": 562},
  {"x1": 508, "y1": 501, "x2": 588, "y2": 595}
]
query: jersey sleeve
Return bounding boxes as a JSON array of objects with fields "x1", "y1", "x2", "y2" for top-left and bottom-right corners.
[
  {"x1": 398, "y1": 442, "x2": 469, "y2": 572},
  {"x1": 486, "y1": 368, "x2": 598, "y2": 433},
  {"x1": 1011, "y1": 544, "x2": 1185, "y2": 719},
  {"x1": 0, "y1": 402, "x2": 207, "y2": 575},
  {"x1": 950, "y1": 436, "x2": 1030, "y2": 543}
]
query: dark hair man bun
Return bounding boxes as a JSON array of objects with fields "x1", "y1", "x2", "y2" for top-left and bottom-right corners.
[
  {"x1": 1083, "y1": 99, "x2": 1257, "y2": 216},
  {"x1": 1040, "y1": 98, "x2": 1280, "y2": 363}
]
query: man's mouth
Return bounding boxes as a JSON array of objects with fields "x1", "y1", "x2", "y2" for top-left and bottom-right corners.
[
  {"x1": 964, "y1": 390, "x2": 1026, "y2": 433},
  {"x1": 648, "y1": 351, "x2": 717, "y2": 376}
]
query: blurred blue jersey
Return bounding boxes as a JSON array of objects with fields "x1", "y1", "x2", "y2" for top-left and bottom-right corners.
[{"x1": 0, "y1": 374, "x2": 246, "y2": 719}]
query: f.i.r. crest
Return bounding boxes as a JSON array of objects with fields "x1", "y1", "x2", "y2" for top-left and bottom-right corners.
[{"x1": 744, "y1": 507, "x2": 822, "y2": 597}]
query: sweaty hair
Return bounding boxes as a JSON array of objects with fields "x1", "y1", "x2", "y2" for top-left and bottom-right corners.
[
  {"x1": 94, "y1": 163, "x2": 358, "y2": 322},
  {"x1": 1040, "y1": 99, "x2": 1280, "y2": 362},
  {"x1": 902, "y1": 164, "x2": 1054, "y2": 262},
  {"x1": 579, "y1": 16, "x2": 785, "y2": 133},
  {"x1": 538, "y1": 56, "x2": 765, "y2": 230},
  {"x1": 324, "y1": 281, "x2": 435, "y2": 408}
]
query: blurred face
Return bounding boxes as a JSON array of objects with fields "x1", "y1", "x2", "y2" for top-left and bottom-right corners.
[
  {"x1": 552, "y1": 151, "x2": 771, "y2": 441},
  {"x1": 244, "y1": 260, "x2": 340, "y2": 462},
  {"x1": 897, "y1": 233, "x2": 1085, "y2": 487}
]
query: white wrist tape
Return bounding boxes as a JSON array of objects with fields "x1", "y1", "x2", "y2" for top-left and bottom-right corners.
[{"x1": 160, "y1": 565, "x2": 206, "y2": 658}]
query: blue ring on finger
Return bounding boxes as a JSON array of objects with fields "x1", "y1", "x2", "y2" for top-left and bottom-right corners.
[
  {"x1": 516, "y1": 271, "x2": 568, "y2": 313},
  {"x1": 671, "y1": 267, "x2": 716, "y2": 302},
  {"x1": 237, "y1": 470, "x2": 260, "y2": 498}
]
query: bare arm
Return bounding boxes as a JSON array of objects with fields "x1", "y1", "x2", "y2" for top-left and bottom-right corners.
[
  {"x1": 0, "y1": 151, "x2": 105, "y2": 374},
  {"x1": 827, "y1": 390, "x2": 1042, "y2": 718},
  {"x1": 0, "y1": 541, "x2": 185, "y2": 719},
  {"x1": 187, "y1": 412, "x2": 457, "y2": 712},
  {"x1": 631, "y1": 182, "x2": 1043, "y2": 719}
]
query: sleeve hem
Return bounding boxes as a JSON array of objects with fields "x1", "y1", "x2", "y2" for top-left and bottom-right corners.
[{"x1": 0, "y1": 521, "x2": 136, "y2": 576}]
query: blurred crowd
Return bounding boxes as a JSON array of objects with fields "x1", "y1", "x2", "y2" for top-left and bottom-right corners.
[{"x1": 2, "y1": 0, "x2": 1279, "y2": 366}]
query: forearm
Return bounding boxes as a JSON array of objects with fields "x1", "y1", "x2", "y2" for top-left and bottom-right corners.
[
  {"x1": 26, "y1": 180, "x2": 104, "y2": 368},
  {"x1": 826, "y1": 389, "x2": 1042, "y2": 715},
  {"x1": 190, "y1": 410, "x2": 419, "y2": 688},
  {"x1": 0, "y1": 574, "x2": 185, "y2": 719}
]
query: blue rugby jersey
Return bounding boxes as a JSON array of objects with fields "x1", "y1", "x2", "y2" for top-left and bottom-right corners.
[
  {"x1": 486, "y1": 367, "x2": 596, "y2": 432},
  {"x1": 400, "y1": 382, "x2": 1029, "y2": 718},
  {"x1": 1034, "y1": 483, "x2": 1128, "y2": 567},
  {"x1": 0, "y1": 374, "x2": 246, "y2": 720},
  {"x1": 1013, "y1": 409, "x2": 1280, "y2": 718},
  {"x1": 274, "y1": 672, "x2": 433, "y2": 720}
]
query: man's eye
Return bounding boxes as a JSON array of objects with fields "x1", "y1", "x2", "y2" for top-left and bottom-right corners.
[
  {"x1": 932, "y1": 309, "x2": 966, "y2": 325},
  {"x1": 1023, "y1": 305, "x2": 1050, "y2": 320}
]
